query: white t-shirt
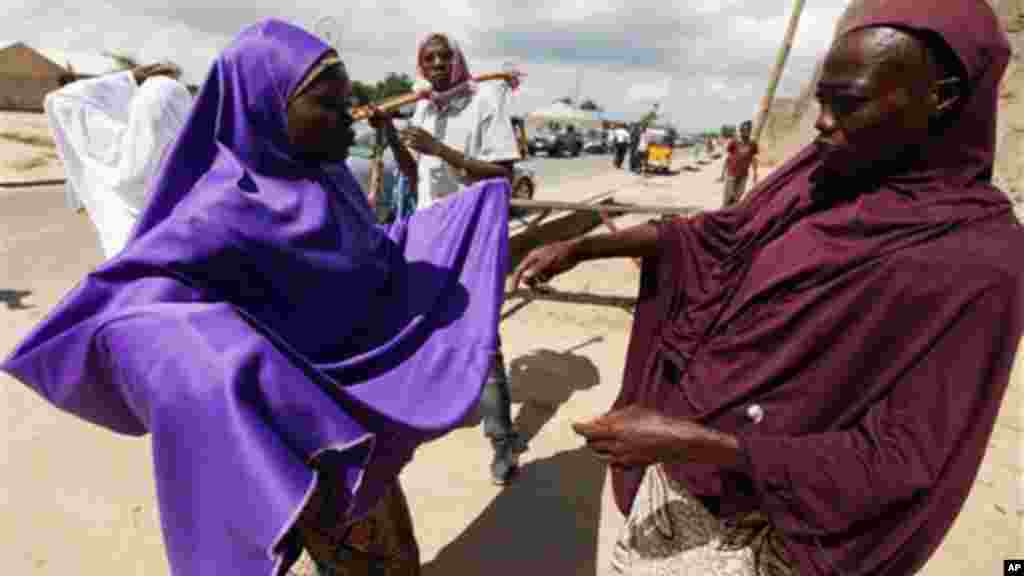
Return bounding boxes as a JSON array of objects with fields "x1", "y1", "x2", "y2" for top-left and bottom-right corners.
[
  {"x1": 409, "y1": 82, "x2": 521, "y2": 209},
  {"x1": 614, "y1": 128, "x2": 630, "y2": 144}
]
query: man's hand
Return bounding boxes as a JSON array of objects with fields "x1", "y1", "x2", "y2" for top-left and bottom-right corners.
[
  {"x1": 398, "y1": 126, "x2": 445, "y2": 157},
  {"x1": 367, "y1": 106, "x2": 395, "y2": 134},
  {"x1": 572, "y1": 405, "x2": 742, "y2": 469},
  {"x1": 511, "y1": 240, "x2": 580, "y2": 290}
]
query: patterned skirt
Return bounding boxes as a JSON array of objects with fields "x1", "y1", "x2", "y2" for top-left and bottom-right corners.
[
  {"x1": 609, "y1": 466, "x2": 793, "y2": 576},
  {"x1": 290, "y1": 481, "x2": 420, "y2": 576}
]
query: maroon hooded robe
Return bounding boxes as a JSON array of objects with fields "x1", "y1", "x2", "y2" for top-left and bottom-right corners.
[{"x1": 612, "y1": 1, "x2": 1021, "y2": 574}]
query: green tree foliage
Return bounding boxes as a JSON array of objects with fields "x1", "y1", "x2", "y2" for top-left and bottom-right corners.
[
  {"x1": 639, "y1": 110, "x2": 658, "y2": 127},
  {"x1": 350, "y1": 80, "x2": 376, "y2": 106},
  {"x1": 376, "y1": 72, "x2": 414, "y2": 99},
  {"x1": 351, "y1": 73, "x2": 415, "y2": 106}
]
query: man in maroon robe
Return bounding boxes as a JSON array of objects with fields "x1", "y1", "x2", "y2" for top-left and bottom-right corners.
[{"x1": 514, "y1": 1, "x2": 1020, "y2": 574}]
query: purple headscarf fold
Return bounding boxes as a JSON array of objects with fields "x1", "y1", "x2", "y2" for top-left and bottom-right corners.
[{"x1": 2, "y1": 18, "x2": 509, "y2": 575}]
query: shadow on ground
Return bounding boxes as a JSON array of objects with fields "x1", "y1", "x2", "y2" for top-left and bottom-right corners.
[
  {"x1": 423, "y1": 447, "x2": 607, "y2": 576},
  {"x1": 424, "y1": 344, "x2": 606, "y2": 576},
  {"x1": 0, "y1": 289, "x2": 32, "y2": 310},
  {"x1": 508, "y1": 345, "x2": 602, "y2": 444}
]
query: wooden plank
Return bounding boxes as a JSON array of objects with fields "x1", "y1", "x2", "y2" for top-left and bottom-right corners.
[
  {"x1": 505, "y1": 288, "x2": 636, "y2": 310},
  {"x1": 509, "y1": 198, "x2": 699, "y2": 215}
]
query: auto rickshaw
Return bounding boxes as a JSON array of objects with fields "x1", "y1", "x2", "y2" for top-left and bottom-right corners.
[{"x1": 644, "y1": 128, "x2": 673, "y2": 174}]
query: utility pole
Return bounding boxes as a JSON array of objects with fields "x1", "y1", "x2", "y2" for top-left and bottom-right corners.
[
  {"x1": 751, "y1": 0, "x2": 806, "y2": 145},
  {"x1": 573, "y1": 69, "x2": 583, "y2": 106}
]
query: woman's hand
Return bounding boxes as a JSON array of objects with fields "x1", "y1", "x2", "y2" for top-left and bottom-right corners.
[
  {"x1": 511, "y1": 240, "x2": 580, "y2": 290},
  {"x1": 132, "y1": 62, "x2": 181, "y2": 85},
  {"x1": 398, "y1": 126, "x2": 444, "y2": 157},
  {"x1": 572, "y1": 405, "x2": 742, "y2": 469}
]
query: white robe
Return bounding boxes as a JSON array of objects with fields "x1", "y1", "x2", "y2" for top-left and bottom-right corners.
[{"x1": 45, "y1": 71, "x2": 192, "y2": 258}]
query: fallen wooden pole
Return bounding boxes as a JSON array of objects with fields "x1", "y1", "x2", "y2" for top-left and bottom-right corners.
[
  {"x1": 509, "y1": 198, "x2": 700, "y2": 216},
  {"x1": 505, "y1": 288, "x2": 637, "y2": 310}
]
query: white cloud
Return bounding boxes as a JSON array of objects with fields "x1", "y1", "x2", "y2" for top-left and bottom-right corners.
[
  {"x1": 0, "y1": 0, "x2": 851, "y2": 131},
  {"x1": 627, "y1": 77, "x2": 671, "y2": 103}
]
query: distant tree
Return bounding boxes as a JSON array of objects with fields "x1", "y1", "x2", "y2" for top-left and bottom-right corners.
[
  {"x1": 351, "y1": 80, "x2": 376, "y2": 106},
  {"x1": 376, "y1": 73, "x2": 414, "y2": 100},
  {"x1": 721, "y1": 124, "x2": 737, "y2": 138},
  {"x1": 579, "y1": 99, "x2": 602, "y2": 112}
]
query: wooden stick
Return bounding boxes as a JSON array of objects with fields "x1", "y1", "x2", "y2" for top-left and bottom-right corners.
[
  {"x1": 751, "y1": 0, "x2": 807, "y2": 145},
  {"x1": 506, "y1": 288, "x2": 636, "y2": 310},
  {"x1": 350, "y1": 72, "x2": 522, "y2": 121},
  {"x1": 508, "y1": 198, "x2": 699, "y2": 216}
]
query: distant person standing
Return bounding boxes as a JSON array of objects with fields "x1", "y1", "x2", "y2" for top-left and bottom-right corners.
[
  {"x1": 634, "y1": 127, "x2": 650, "y2": 173},
  {"x1": 718, "y1": 120, "x2": 759, "y2": 207},
  {"x1": 47, "y1": 62, "x2": 192, "y2": 258},
  {"x1": 612, "y1": 125, "x2": 630, "y2": 168}
]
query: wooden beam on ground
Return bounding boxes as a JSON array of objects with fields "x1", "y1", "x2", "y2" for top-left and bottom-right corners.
[
  {"x1": 505, "y1": 288, "x2": 637, "y2": 310},
  {"x1": 523, "y1": 208, "x2": 553, "y2": 235},
  {"x1": 509, "y1": 198, "x2": 700, "y2": 216}
]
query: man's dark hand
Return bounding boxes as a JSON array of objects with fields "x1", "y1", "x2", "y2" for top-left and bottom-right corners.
[
  {"x1": 511, "y1": 240, "x2": 580, "y2": 290},
  {"x1": 398, "y1": 126, "x2": 444, "y2": 157},
  {"x1": 367, "y1": 106, "x2": 395, "y2": 134},
  {"x1": 572, "y1": 405, "x2": 741, "y2": 468}
]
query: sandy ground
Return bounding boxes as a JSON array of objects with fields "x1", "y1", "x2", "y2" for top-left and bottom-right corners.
[
  {"x1": 0, "y1": 112, "x2": 64, "y2": 183},
  {"x1": 1, "y1": 150, "x2": 1020, "y2": 574}
]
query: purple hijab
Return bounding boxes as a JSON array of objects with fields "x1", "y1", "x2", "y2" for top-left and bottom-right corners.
[
  {"x1": 614, "y1": 1, "x2": 1020, "y2": 574},
  {"x1": 2, "y1": 19, "x2": 508, "y2": 575}
]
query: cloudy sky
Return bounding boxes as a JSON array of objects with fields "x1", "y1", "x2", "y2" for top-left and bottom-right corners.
[{"x1": 2, "y1": 1, "x2": 850, "y2": 132}]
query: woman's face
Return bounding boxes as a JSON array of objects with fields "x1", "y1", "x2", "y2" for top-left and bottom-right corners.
[
  {"x1": 287, "y1": 55, "x2": 356, "y2": 164},
  {"x1": 420, "y1": 37, "x2": 454, "y2": 92}
]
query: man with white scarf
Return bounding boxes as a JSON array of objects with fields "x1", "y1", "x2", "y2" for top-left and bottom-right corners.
[
  {"x1": 371, "y1": 32, "x2": 524, "y2": 486},
  {"x1": 47, "y1": 62, "x2": 192, "y2": 258}
]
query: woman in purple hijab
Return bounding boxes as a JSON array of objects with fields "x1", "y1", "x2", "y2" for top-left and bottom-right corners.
[{"x1": 1, "y1": 19, "x2": 508, "y2": 576}]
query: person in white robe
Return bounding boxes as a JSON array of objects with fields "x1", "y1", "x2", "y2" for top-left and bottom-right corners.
[{"x1": 46, "y1": 63, "x2": 192, "y2": 258}]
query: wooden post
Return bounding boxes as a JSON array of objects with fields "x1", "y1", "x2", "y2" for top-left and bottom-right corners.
[{"x1": 751, "y1": 0, "x2": 807, "y2": 145}]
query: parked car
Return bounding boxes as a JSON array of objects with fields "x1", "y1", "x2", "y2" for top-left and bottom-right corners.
[
  {"x1": 528, "y1": 126, "x2": 583, "y2": 157},
  {"x1": 583, "y1": 135, "x2": 608, "y2": 154}
]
